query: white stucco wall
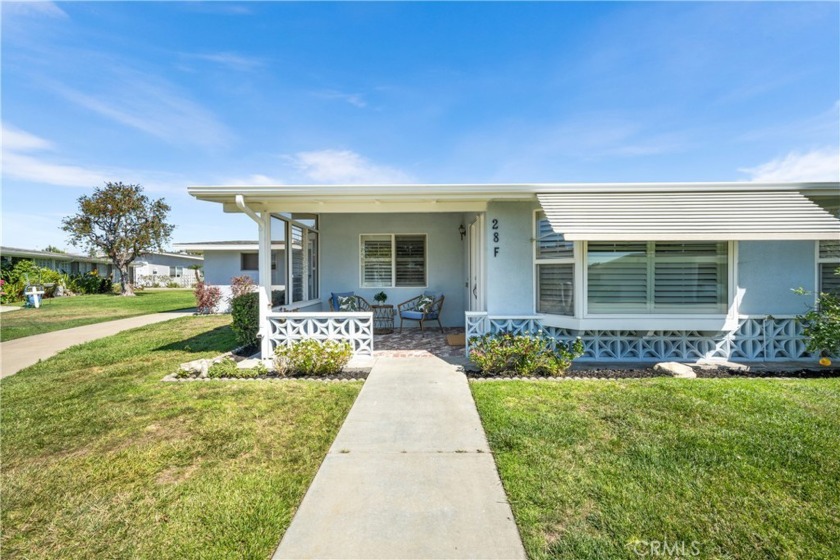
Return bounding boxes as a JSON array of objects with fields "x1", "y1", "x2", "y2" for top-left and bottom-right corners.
[
  {"x1": 203, "y1": 249, "x2": 286, "y2": 312},
  {"x1": 484, "y1": 201, "x2": 537, "y2": 315},
  {"x1": 737, "y1": 240, "x2": 816, "y2": 315},
  {"x1": 319, "y1": 213, "x2": 467, "y2": 327}
]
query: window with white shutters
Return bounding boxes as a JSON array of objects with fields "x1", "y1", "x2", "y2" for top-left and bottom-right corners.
[
  {"x1": 587, "y1": 241, "x2": 728, "y2": 314},
  {"x1": 535, "y1": 212, "x2": 574, "y2": 315},
  {"x1": 360, "y1": 234, "x2": 426, "y2": 288}
]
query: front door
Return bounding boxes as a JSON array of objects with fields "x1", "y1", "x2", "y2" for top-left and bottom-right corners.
[{"x1": 468, "y1": 217, "x2": 484, "y2": 311}]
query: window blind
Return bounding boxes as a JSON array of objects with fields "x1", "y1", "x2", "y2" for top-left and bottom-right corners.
[
  {"x1": 653, "y1": 242, "x2": 726, "y2": 310},
  {"x1": 395, "y1": 235, "x2": 426, "y2": 287},
  {"x1": 587, "y1": 242, "x2": 648, "y2": 312},
  {"x1": 587, "y1": 241, "x2": 728, "y2": 314},
  {"x1": 291, "y1": 226, "x2": 305, "y2": 302},
  {"x1": 820, "y1": 239, "x2": 840, "y2": 295},
  {"x1": 361, "y1": 236, "x2": 393, "y2": 287},
  {"x1": 537, "y1": 263, "x2": 574, "y2": 315},
  {"x1": 536, "y1": 218, "x2": 574, "y2": 259}
]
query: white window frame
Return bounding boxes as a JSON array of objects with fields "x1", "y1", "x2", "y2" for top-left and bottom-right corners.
[
  {"x1": 533, "y1": 210, "x2": 575, "y2": 316},
  {"x1": 359, "y1": 233, "x2": 428, "y2": 289},
  {"x1": 274, "y1": 214, "x2": 320, "y2": 306}
]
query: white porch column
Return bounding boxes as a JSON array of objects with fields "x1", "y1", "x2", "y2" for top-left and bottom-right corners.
[{"x1": 258, "y1": 212, "x2": 273, "y2": 358}]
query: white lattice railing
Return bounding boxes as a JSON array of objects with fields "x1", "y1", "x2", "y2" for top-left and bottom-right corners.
[
  {"x1": 464, "y1": 313, "x2": 815, "y2": 362},
  {"x1": 267, "y1": 312, "x2": 374, "y2": 356}
]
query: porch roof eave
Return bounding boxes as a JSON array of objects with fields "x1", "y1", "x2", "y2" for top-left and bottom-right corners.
[{"x1": 186, "y1": 181, "x2": 840, "y2": 214}]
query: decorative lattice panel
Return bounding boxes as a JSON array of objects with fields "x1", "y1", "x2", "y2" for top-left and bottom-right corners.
[
  {"x1": 268, "y1": 312, "x2": 374, "y2": 356},
  {"x1": 464, "y1": 314, "x2": 813, "y2": 362}
]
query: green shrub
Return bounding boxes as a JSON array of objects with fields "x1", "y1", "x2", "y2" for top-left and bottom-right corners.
[
  {"x1": 795, "y1": 288, "x2": 840, "y2": 358},
  {"x1": 469, "y1": 331, "x2": 584, "y2": 377},
  {"x1": 231, "y1": 292, "x2": 259, "y2": 348},
  {"x1": 66, "y1": 271, "x2": 111, "y2": 295},
  {"x1": 166, "y1": 281, "x2": 180, "y2": 289},
  {"x1": 206, "y1": 357, "x2": 267, "y2": 378},
  {"x1": 274, "y1": 339, "x2": 353, "y2": 376}
]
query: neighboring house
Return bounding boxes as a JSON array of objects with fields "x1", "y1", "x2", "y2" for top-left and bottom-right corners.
[
  {"x1": 186, "y1": 182, "x2": 840, "y2": 361},
  {"x1": 173, "y1": 241, "x2": 286, "y2": 312},
  {"x1": 130, "y1": 252, "x2": 203, "y2": 288},
  {"x1": 0, "y1": 246, "x2": 116, "y2": 279}
]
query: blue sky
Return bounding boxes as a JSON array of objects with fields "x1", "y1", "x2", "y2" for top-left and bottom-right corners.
[{"x1": 2, "y1": 1, "x2": 838, "y2": 251}]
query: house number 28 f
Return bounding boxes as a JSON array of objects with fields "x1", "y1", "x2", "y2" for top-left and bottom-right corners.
[{"x1": 491, "y1": 218, "x2": 500, "y2": 257}]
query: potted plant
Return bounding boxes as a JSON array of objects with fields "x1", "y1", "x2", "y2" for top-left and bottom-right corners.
[{"x1": 373, "y1": 291, "x2": 388, "y2": 305}]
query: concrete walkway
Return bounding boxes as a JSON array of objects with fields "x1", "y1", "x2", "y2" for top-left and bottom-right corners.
[
  {"x1": 0, "y1": 310, "x2": 195, "y2": 378},
  {"x1": 273, "y1": 356, "x2": 526, "y2": 559}
]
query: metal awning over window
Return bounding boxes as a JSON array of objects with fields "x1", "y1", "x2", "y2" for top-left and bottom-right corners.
[{"x1": 538, "y1": 191, "x2": 840, "y2": 241}]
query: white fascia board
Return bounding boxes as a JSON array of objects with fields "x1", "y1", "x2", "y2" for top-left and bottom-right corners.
[
  {"x1": 188, "y1": 180, "x2": 839, "y2": 199},
  {"x1": 173, "y1": 242, "x2": 286, "y2": 252}
]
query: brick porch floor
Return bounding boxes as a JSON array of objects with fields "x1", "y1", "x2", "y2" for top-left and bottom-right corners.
[{"x1": 373, "y1": 327, "x2": 466, "y2": 358}]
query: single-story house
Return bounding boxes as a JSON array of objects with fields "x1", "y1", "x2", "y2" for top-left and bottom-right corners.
[
  {"x1": 1, "y1": 246, "x2": 116, "y2": 278},
  {"x1": 130, "y1": 252, "x2": 203, "y2": 288},
  {"x1": 186, "y1": 181, "x2": 840, "y2": 362},
  {"x1": 172, "y1": 241, "x2": 286, "y2": 312}
]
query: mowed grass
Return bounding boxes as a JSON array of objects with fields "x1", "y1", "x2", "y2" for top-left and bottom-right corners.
[
  {"x1": 471, "y1": 379, "x2": 840, "y2": 560},
  {"x1": 1, "y1": 315, "x2": 361, "y2": 559},
  {"x1": 0, "y1": 289, "x2": 196, "y2": 341}
]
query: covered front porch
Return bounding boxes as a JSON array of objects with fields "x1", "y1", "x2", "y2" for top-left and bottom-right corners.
[{"x1": 186, "y1": 185, "x2": 505, "y2": 359}]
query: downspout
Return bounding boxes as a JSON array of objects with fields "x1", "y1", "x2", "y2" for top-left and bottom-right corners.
[
  {"x1": 235, "y1": 195, "x2": 271, "y2": 352},
  {"x1": 235, "y1": 194, "x2": 261, "y2": 223}
]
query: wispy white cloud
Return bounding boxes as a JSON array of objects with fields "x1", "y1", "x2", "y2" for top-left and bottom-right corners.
[
  {"x1": 186, "y1": 52, "x2": 265, "y2": 71},
  {"x1": 313, "y1": 90, "x2": 367, "y2": 108},
  {"x1": 2, "y1": 123, "x2": 54, "y2": 151},
  {"x1": 1, "y1": 122, "x2": 197, "y2": 192},
  {"x1": 286, "y1": 149, "x2": 412, "y2": 184},
  {"x1": 1, "y1": 122, "x2": 108, "y2": 187},
  {"x1": 46, "y1": 68, "x2": 233, "y2": 149},
  {"x1": 222, "y1": 173, "x2": 285, "y2": 186},
  {"x1": 740, "y1": 146, "x2": 840, "y2": 182},
  {"x1": 2, "y1": 1, "x2": 68, "y2": 19},
  {"x1": 2, "y1": 152, "x2": 108, "y2": 187}
]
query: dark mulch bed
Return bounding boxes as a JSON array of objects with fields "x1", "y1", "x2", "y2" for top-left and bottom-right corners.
[
  {"x1": 283, "y1": 369, "x2": 370, "y2": 381},
  {"x1": 696, "y1": 368, "x2": 840, "y2": 379},
  {"x1": 464, "y1": 368, "x2": 663, "y2": 379},
  {"x1": 465, "y1": 366, "x2": 840, "y2": 380}
]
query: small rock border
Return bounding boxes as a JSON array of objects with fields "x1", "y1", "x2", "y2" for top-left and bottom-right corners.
[
  {"x1": 166, "y1": 347, "x2": 369, "y2": 382},
  {"x1": 162, "y1": 371, "x2": 369, "y2": 383}
]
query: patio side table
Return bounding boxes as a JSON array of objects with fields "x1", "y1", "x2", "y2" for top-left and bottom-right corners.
[{"x1": 371, "y1": 305, "x2": 395, "y2": 334}]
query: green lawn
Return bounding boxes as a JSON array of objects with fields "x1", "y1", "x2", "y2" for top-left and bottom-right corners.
[
  {"x1": 0, "y1": 289, "x2": 196, "y2": 341},
  {"x1": 471, "y1": 379, "x2": 840, "y2": 560},
  {"x1": 1, "y1": 315, "x2": 362, "y2": 559}
]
